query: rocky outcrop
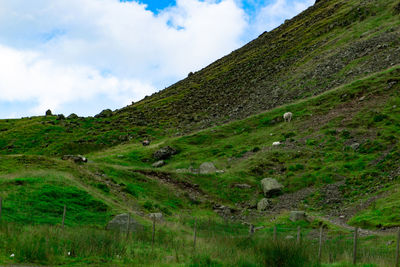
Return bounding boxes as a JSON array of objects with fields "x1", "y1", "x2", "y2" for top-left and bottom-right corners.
[
  {"x1": 106, "y1": 214, "x2": 143, "y2": 232},
  {"x1": 261, "y1": 178, "x2": 283, "y2": 197},
  {"x1": 153, "y1": 146, "x2": 177, "y2": 160}
]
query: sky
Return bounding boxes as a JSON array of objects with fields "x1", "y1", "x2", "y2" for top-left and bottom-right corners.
[{"x1": 0, "y1": 0, "x2": 315, "y2": 119}]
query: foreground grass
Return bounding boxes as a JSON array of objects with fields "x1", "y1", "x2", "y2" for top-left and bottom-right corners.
[{"x1": 0, "y1": 221, "x2": 398, "y2": 266}]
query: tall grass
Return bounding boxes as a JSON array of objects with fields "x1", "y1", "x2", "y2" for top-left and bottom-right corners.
[{"x1": 0, "y1": 221, "x2": 397, "y2": 266}]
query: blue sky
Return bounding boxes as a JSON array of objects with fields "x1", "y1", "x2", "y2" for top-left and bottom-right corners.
[{"x1": 0, "y1": 0, "x2": 314, "y2": 119}]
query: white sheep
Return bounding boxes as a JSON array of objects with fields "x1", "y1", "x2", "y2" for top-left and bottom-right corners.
[{"x1": 283, "y1": 112, "x2": 293, "y2": 122}]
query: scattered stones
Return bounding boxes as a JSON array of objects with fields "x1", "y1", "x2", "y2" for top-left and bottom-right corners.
[
  {"x1": 289, "y1": 211, "x2": 307, "y2": 222},
  {"x1": 199, "y1": 162, "x2": 218, "y2": 174},
  {"x1": 61, "y1": 155, "x2": 87, "y2": 163},
  {"x1": 213, "y1": 204, "x2": 234, "y2": 217},
  {"x1": 95, "y1": 109, "x2": 113, "y2": 118},
  {"x1": 176, "y1": 166, "x2": 199, "y2": 174},
  {"x1": 152, "y1": 160, "x2": 165, "y2": 168},
  {"x1": 142, "y1": 140, "x2": 151, "y2": 146},
  {"x1": 257, "y1": 198, "x2": 271, "y2": 211},
  {"x1": 153, "y1": 146, "x2": 178, "y2": 160},
  {"x1": 261, "y1": 178, "x2": 284, "y2": 197},
  {"x1": 149, "y1": 213, "x2": 163, "y2": 221},
  {"x1": 106, "y1": 214, "x2": 143, "y2": 232}
]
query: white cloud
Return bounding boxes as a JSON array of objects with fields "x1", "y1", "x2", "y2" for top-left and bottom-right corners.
[
  {"x1": 0, "y1": 0, "x2": 247, "y2": 117},
  {"x1": 253, "y1": 0, "x2": 315, "y2": 33},
  {"x1": 0, "y1": 44, "x2": 155, "y2": 115},
  {"x1": 0, "y1": 0, "x2": 314, "y2": 118}
]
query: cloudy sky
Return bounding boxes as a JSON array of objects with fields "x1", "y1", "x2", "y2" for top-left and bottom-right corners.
[{"x1": 0, "y1": 0, "x2": 314, "y2": 119}]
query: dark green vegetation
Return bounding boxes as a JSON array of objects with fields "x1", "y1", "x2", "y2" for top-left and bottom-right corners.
[{"x1": 1, "y1": 0, "x2": 400, "y2": 265}]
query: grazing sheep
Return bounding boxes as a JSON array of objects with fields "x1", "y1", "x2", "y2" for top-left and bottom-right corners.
[
  {"x1": 283, "y1": 112, "x2": 293, "y2": 122},
  {"x1": 142, "y1": 140, "x2": 151, "y2": 146},
  {"x1": 272, "y1": 141, "x2": 281, "y2": 146}
]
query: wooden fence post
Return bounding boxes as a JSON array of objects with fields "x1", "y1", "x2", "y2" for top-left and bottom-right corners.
[
  {"x1": 297, "y1": 226, "x2": 301, "y2": 244},
  {"x1": 273, "y1": 225, "x2": 277, "y2": 242},
  {"x1": 152, "y1": 216, "x2": 156, "y2": 250},
  {"x1": 318, "y1": 226, "x2": 323, "y2": 263},
  {"x1": 353, "y1": 227, "x2": 358, "y2": 265},
  {"x1": 396, "y1": 227, "x2": 400, "y2": 267},
  {"x1": 126, "y1": 213, "x2": 131, "y2": 236},
  {"x1": 62, "y1": 205, "x2": 66, "y2": 228},
  {"x1": 193, "y1": 217, "x2": 197, "y2": 250},
  {"x1": 0, "y1": 197, "x2": 2, "y2": 221}
]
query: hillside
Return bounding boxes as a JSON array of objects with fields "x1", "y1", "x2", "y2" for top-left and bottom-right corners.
[
  {"x1": 0, "y1": 65, "x2": 399, "y2": 265},
  {"x1": 1, "y1": 0, "x2": 400, "y2": 265},
  {"x1": 0, "y1": 0, "x2": 399, "y2": 156}
]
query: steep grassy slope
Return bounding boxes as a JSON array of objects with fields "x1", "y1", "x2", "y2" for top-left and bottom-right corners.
[
  {"x1": 117, "y1": 0, "x2": 400, "y2": 131},
  {"x1": 90, "y1": 66, "x2": 400, "y2": 226},
  {"x1": 0, "y1": 0, "x2": 399, "y2": 156}
]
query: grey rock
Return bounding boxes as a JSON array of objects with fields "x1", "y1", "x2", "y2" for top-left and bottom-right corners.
[
  {"x1": 257, "y1": 198, "x2": 271, "y2": 211},
  {"x1": 45, "y1": 109, "x2": 52, "y2": 116},
  {"x1": 149, "y1": 213, "x2": 163, "y2": 221},
  {"x1": 106, "y1": 214, "x2": 143, "y2": 232},
  {"x1": 234, "y1": 183, "x2": 252, "y2": 189},
  {"x1": 350, "y1": 143, "x2": 360, "y2": 150},
  {"x1": 199, "y1": 162, "x2": 217, "y2": 174},
  {"x1": 153, "y1": 146, "x2": 177, "y2": 160},
  {"x1": 261, "y1": 178, "x2": 283, "y2": 197},
  {"x1": 152, "y1": 160, "x2": 165, "y2": 168},
  {"x1": 289, "y1": 211, "x2": 307, "y2": 222},
  {"x1": 62, "y1": 155, "x2": 87, "y2": 163}
]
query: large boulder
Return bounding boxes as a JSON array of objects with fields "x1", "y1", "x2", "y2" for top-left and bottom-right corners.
[
  {"x1": 199, "y1": 162, "x2": 217, "y2": 174},
  {"x1": 106, "y1": 214, "x2": 143, "y2": 232},
  {"x1": 62, "y1": 155, "x2": 87, "y2": 163},
  {"x1": 261, "y1": 178, "x2": 283, "y2": 197},
  {"x1": 153, "y1": 146, "x2": 177, "y2": 160},
  {"x1": 45, "y1": 109, "x2": 53, "y2": 116},
  {"x1": 257, "y1": 198, "x2": 271, "y2": 211},
  {"x1": 289, "y1": 211, "x2": 307, "y2": 222}
]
